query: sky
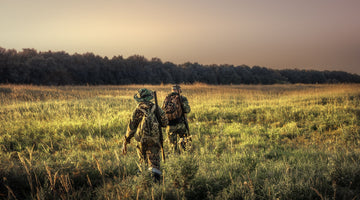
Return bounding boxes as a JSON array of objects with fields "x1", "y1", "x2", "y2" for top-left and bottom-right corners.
[{"x1": 1, "y1": 0, "x2": 360, "y2": 74}]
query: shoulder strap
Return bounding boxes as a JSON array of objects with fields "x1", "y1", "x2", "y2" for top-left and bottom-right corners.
[
  {"x1": 150, "y1": 104, "x2": 156, "y2": 113},
  {"x1": 138, "y1": 105, "x2": 156, "y2": 115},
  {"x1": 138, "y1": 108, "x2": 148, "y2": 116}
]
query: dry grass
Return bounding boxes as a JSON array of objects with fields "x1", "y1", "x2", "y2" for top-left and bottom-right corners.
[{"x1": 0, "y1": 83, "x2": 359, "y2": 199}]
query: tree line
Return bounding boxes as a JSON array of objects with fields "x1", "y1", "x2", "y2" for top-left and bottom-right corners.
[{"x1": 1, "y1": 47, "x2": 360, "y2": 85}]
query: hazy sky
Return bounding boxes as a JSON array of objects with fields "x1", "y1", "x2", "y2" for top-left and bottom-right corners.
[{"x1": 1, "y1": 0, "x2": 360, "y2": 74}]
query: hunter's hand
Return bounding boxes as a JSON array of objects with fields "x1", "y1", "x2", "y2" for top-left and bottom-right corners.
[{"x1": 122, "y1": 141, "x2": 128, "y2": 155}]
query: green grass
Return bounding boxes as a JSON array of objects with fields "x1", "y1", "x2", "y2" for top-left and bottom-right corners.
[{"x1": 0, "y1": 84, "x2": 359, "y2": 199}]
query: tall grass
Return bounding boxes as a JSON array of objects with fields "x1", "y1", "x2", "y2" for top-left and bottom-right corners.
[{"x1": 1, "y1": 84, "x2": 359, "y2": 199}]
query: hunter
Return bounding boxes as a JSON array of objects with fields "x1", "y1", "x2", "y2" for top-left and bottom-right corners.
[
  {"x1": 122, "y1": 88, "x2": 168, "y2": 182},
  {"x1": 162, "y1": 85, "x2": 191, "y2": 153}
]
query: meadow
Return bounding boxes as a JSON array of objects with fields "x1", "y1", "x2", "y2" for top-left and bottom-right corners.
[{"x1": 0, "y1": 84, "x2": 359, "y2": 200}]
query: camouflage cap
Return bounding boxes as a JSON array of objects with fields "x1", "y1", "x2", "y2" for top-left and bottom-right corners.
[
  {"x1": 134, "y1": 88, "x2": 154, "y2": 102},
  {"x1": 172, "y1": 85, "x2": 181, "y2": 90}
]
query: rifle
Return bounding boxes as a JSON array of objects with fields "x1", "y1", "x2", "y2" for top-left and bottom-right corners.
[
  {"x1": 177, "y1": 88, "x2": 190, "y2": 136},
  {"x1": 153, "y1": 91, "x2": 165, "y2": 163}
]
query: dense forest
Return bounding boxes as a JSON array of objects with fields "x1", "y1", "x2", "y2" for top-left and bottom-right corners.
[{"x1": 1, "y1": 47, "x2": 360, "y2": 85}]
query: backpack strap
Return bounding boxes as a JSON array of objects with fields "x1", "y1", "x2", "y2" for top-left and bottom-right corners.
[
  {"x1": 138, "y1": 105, "x2": 155, "y2": 115},
  {"x1": 138, "y1": 108, "x2": 148, "y2": 116},
  {"x1": 150, "y1": 104, "x2": 156, "y2": 113},
  {"x1": 138, "y1": 105, "x2": 158, "y2": 123}
]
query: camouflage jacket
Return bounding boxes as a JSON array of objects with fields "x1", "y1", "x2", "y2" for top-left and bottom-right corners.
[{"x1": 125, "y1": 101, "x2": 168, "y2": 143}]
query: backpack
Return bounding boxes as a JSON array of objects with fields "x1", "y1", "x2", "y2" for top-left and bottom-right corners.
[
  {"x1": 162, "y1": 94, "x2": 183, "y2": 121},
  {"x1": 135, "y1": 105, "x2": 160, "y2": 142}
]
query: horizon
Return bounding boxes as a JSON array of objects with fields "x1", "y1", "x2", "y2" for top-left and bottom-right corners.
[{"x1": 1, "y1": 0, "x2": 360, "y2": 75}]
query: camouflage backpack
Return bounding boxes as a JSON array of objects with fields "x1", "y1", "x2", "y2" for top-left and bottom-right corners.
[
  {"x1": 162, "y1": 94, "x2": 183, "y2": 121},
  {"x1": 135, "y1": 105, "x2": 160, "y2": 142}
]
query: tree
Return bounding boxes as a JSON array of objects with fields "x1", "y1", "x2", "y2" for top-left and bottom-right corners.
[{"x1": 0, "y1": 46, "x2": 359, "y2": 85}]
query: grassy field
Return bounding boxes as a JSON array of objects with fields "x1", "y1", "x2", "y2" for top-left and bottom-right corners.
[{"x1": 0, "y1": 84, "x2": 359, "y2": 200}]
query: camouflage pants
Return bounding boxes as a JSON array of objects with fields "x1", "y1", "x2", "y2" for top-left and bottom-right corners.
[
  {"x1": 166, "y1": 122, "x2": 189, "y2": 153},
  {"x1": 136, "y1": 137, "x2": 161, "y2": 171}
]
